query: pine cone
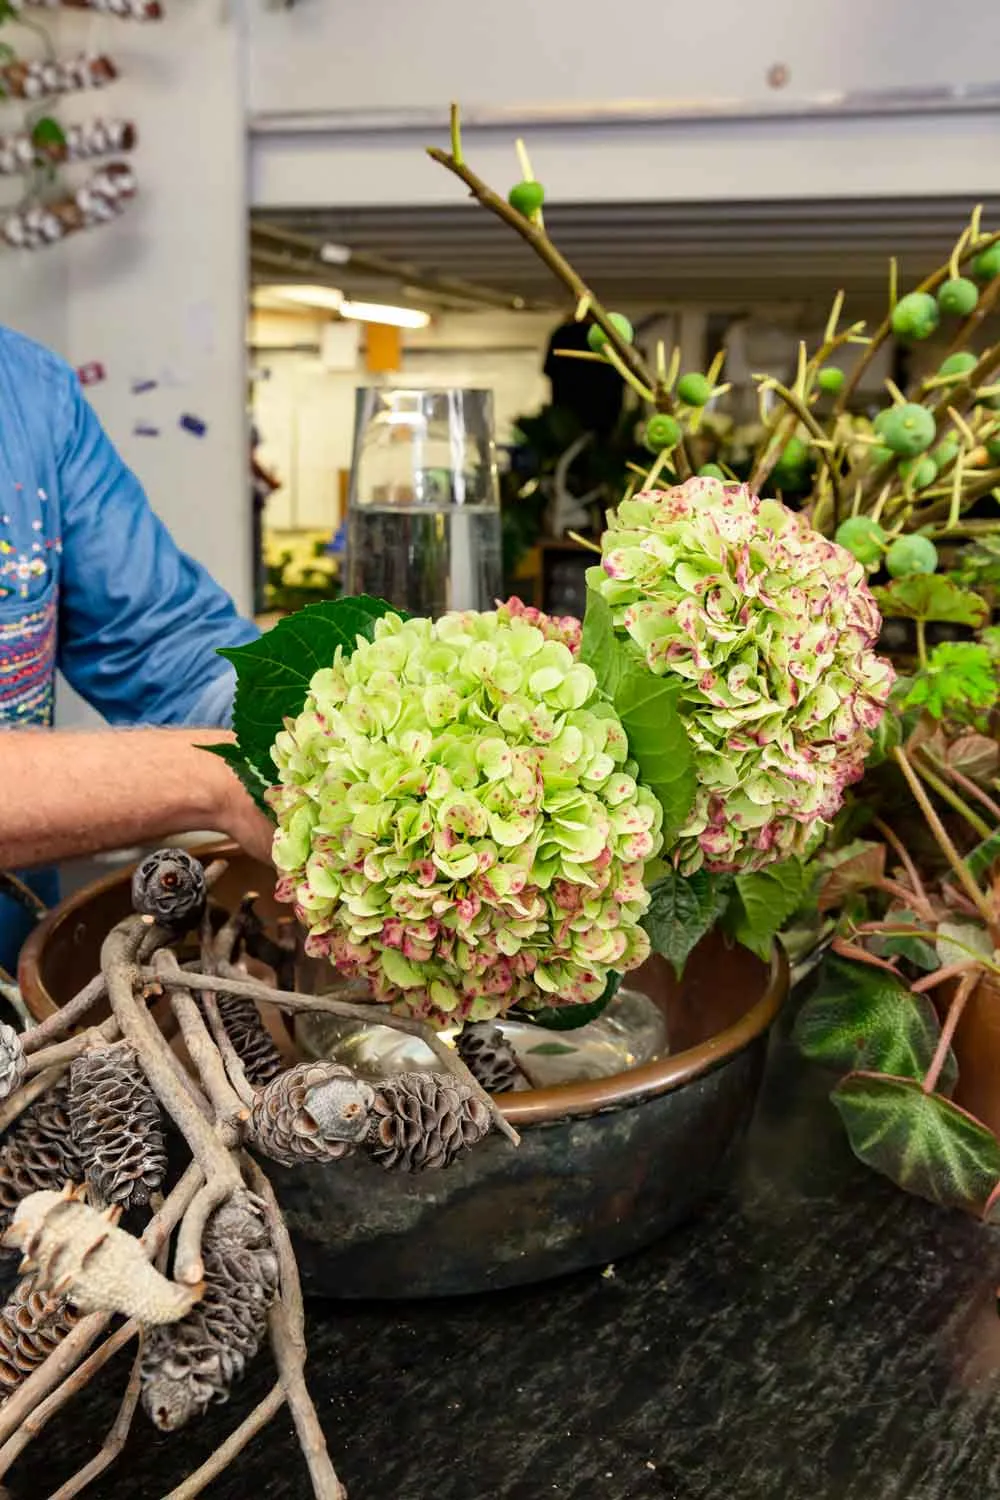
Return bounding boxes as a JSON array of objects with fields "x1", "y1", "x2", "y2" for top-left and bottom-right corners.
[
  {"x1": 68, "y1": 1043, "x2": 166, "y2": 1210},
  {"x1": 140, "y1": 1193, "x2": 278, "y2": 1431},
  {"x1": 0, "y1": 1081, "x2": 82, "y2": 1234},
  {"x1": 0, "y1": 1025, "x2": 25, "y2": 1103},
  {"x1": 214, "y1": 995, "x2": 283, "y2": 1087},
  {"x1": 0, "y1": 1274, "x2": 79, "y2": 1398},
  {"x1": 366, "y1": 1073, "x2": 492, "y2": 1172},
  {"x1": 131, "y1": 848, "x2": 207, "y2": 930},
  {"x1": 455, "y1": 1022, "x2": 522, "y2": 1095},
  {"x1": 247, "y1": 1062, "x2": 374, "y2": 1167}
]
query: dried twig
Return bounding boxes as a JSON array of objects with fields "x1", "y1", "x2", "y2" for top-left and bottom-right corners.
[
  {"x1": 163, "y1": 1382, "x2": 286, "y2": 1500},
  {"x1": 47, "y1": 1342, "x2": 145, "y2": 1500},
  {"x1": 245, "y1": 1158, "x2": 346, "y2": 1500},
  {"x1": 19, "y1": 977, "x2": 105, "y2": 1057},
  {"x1": 157, "y1": 964, "x2": 520, "y2": 1148}
]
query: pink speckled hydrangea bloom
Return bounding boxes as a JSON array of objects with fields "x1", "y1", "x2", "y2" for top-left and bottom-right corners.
[
  {"x1": 268, "y1": 608, "x2": 662, "y2": 1027},
  {"x1": 495, "y1": 596, "x2": 582, "y2": 657},
  {"x1": 593, "y1": 477, "x2": 894, "y2": 874}
]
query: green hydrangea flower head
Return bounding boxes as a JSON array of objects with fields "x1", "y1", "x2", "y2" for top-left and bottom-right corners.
[
  {"x1": 593, "y1": 477, "x2": 894, "y2": 873},
  {"x1": 268, "y1": 607, "x2": 662, "y2": 1027}
]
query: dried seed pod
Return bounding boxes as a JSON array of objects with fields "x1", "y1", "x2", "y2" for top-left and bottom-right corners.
[
  {"x1": 131, "y1": 848, "x2": 207, "y2": 930},
  {"x1": 0, "y1": 1274, "x2": 79, "y2": 1398},
  {"x1": 5, "y1": 1188, "x2": 201, "y2": 1325},
  {"x1": 247, "y1": 1062, "x2": 374, "y2": 1167},
  {"x1": 0, "y1": 1025, "x2": 26, "y2": 1103},
  {"x1": 366, "y1": 1073, "x2": 492, "y2": 1172},
  {"x1": 0, "y1": 1081, "x2": 82, "y2": 1233},
  {"x1": 455, "y1": 1022, "x2": 522, "y2": 1095},
  {"x1": 214, "y1": 995, "x2": 283, "y2": 1087},
  {"x1": 69, "y1": 1043, "x2": 166, "y2": 1209},
  {"x1": 140, "y1": 1192, "x2": 278, "y2": 1431}
]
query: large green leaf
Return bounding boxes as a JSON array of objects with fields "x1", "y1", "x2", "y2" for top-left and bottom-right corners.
[
  {"x1": 874, "y1": 574, "x2": 989, "y2": 627},
  {"x1": 519, "y1": 970, "x2": 622, "y2": 1031},
  {"x1": 611, "y1": 658, "x2": 695, "y2": 841},
  {"x1": 642, "y1": 868, "x2": 732, "y2": 975},
  {"x1": 724, "y1": 860, "x2": 805, "y2": 961},
  {"x1": 579, "y1": 573, "x2": 695, "y2": 840},
  {"x1": 202, "y1": 742, "x2": 275, "y2": 818},
  {"x1": 580, "y1": 581, "x2": 623, "y2": 698},
  {"x1": 793, "y1": 955, "x2": 956, "y2": 1091},
  {"x1": 832, "y1": 1073, "x2": 1000, "y2": 1213},
  {"x1": 220, "y1": 596, "x2": 403, "y2": 785}
]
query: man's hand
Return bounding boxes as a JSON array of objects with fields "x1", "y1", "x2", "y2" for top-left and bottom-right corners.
[{"x1": 0, "y1": 728, "x2": 277, "y2": 872}]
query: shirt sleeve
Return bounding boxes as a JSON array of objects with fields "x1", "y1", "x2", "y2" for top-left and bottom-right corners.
[{"x1": 54, "y1": 369, "x2": 259, "y2": 727}]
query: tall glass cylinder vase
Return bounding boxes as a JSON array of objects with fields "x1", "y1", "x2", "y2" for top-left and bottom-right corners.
[{"x1": 345, "y1": 387, "x2": 503, "y2": 617}]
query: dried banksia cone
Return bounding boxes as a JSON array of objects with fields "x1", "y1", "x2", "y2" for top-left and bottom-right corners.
[
  {"x1": 366, "y1": 1073, "x2": 492, "y2": 1172},
  {"x1": 0, "y1": 1081, "x2": 82, "y2": 1232},
  {"x1": 140, "y1": 1193, "x2": 278, "y2": 1431},
  {"x1": 456, "y1": 1022, "x2": 522, "y2": 1095},
  {"x1": 0, "y1": 1274, "x2": 79, "y2": 1398},
  {"x1": 0, "y1": 1025, "x2": 25, "y2": 1103},
  {"x1": 68, "y1": 1043, "x2": 166, "y2": 1209},
  {"x1": 131, "y1": 848, "x2": 207, "y2": 930},
  {"x1": 5, "y1": 1187, "x2": 201, "y2": 1324},
  {"x1": 247, "y1": 1062, "x2": 374, "y2": 1167},
  {"x1": 214, "y1": 995, "x2": 283, "y2": 1087}
]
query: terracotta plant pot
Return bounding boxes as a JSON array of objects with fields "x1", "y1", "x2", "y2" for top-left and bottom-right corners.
[{"x1": 19, "y1": 849, "x2": 787, "y2": 1298}]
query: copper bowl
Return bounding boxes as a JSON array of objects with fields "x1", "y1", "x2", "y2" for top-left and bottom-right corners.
[{"x1": 20, "y1": 850, "x2": 787, "y2": 1298}]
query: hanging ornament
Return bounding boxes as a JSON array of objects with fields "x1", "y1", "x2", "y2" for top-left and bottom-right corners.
[
  {"x1": 0, "y1": 118, "x2": 136, "y2": 175},
  {"x1": 0, "y1": 54, "x2": 117, "y2": 100},
  {"x1": 11, "y1": 0, "x2": 161, "y2": 15},
  {"x1": 3, "y1": 161, "x2": 137, "y2": 250}
]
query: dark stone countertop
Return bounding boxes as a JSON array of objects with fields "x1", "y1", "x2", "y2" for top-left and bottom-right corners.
[{"x1": 8, "y1": 1017, "x2": 1000, "y2": 1500}]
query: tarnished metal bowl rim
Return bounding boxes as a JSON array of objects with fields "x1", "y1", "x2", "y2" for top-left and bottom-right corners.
[{"x1": 19, "y1": 845, "x2": 788, "y2": 1130}]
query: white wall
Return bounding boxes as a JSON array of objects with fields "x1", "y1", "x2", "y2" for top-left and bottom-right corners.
[
  {"x1": 248, "y1": 0, "x2": 1000, "y2": 208},
  {"x1": 0, "y1": 3, "x2": 249, "y2": 610}
]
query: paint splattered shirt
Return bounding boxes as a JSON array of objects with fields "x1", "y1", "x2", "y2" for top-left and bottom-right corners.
[
  {"x1": 0, "y1": 324, "x2": 257, "y2": 727},
  {"x1": 0, "y1": 324, "x2": 259, "y2": 969}
]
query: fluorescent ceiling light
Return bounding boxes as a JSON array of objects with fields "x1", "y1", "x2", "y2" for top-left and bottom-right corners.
[
  {"x1": 259, "y1": 284, "x2": 345, "y2": 313},
  {"x1": 341, "y1": 300, "x2": 430, "y2": 329},
  {"x1": 320, "y1": 242, "x2": 352, "y2": 265}
]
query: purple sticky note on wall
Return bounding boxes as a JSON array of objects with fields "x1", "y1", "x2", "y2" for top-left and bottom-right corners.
[{"x1": 179, "y1": 413, "x2": 207, "y2": 437}]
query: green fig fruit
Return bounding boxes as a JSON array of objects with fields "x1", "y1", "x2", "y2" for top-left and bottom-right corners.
[
  {"x1": 587, "y1": 313, "x2": 634, "y2": 353},
  {"x1": 817, "y1": 366, "x2": 846, "y2": 394},
  {"x1": 972, "y1": 243, "x2": 1000, "y2": 282},
  {"x1": 890, "y1": 291, "x2": 940, "y2": 341},
  {"x1": 878, "y1": 403, "x2": 936, "y2": 457},
  {"x1": 644, "y1": 413, "x2": 681, "y2": 452},
  {"x1": 938, "y1": 352, "x2": 979, "y2": 380},
  {"x1": 834, "y1": 516, "x2": 887, "y2": 566},
  {"x1": 697, "y1": 463, "x2": 725, "y2": 479},
  {"x1": 508, "y1": 180, "x2": 545, "y2": 218},
  {"x1": 937, "y1": 277, "x2": 979, "y2": 317},
  {"x1": 885, "y1": 534, "x2": 939, "y2": 578},
  {"x1": 898, "y1": 455, "x2": 938, "y2": 490},
  {"x1": 931, "y1": 436, "x2": 960, "y2": 470},
  {"x1": 676, "y1": 372, "x2": 713, "y2": 406}
]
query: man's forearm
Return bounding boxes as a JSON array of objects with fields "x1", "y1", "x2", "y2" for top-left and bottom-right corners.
[{"x1": 0, "y1": 729, "x2": 265, "y2": 869}]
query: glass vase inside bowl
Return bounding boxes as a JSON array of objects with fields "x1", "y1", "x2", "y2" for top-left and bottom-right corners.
[{"x1": 295, "y1": 983, "x2": 669, "y2": 1091}]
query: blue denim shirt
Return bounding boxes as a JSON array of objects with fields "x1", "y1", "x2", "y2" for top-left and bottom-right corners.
[{"x1": 0, "y1": 325, "x2": 259, "y2": 971}]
